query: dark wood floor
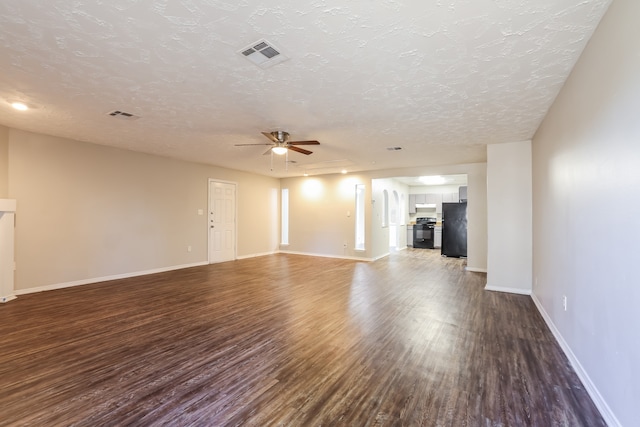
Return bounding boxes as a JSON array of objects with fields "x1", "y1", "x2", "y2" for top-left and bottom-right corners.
[{"x1": 1, "y1": 250, "x2": 604, "y2": 426}]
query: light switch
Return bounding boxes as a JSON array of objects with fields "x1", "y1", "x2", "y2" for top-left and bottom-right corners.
[
  {"x1": 346, "y1": 210, "x2": 351, "y2": 217},
  {"x1": 197, "y1": 209, "x2": 204, "y2": 215}
]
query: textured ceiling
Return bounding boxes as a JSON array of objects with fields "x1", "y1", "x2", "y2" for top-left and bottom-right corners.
[{"x1": 0, "y1": 0, "x2": 611, "y2": 177}]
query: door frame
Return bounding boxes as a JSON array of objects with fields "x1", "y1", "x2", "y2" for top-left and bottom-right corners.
[{"x1": 207, "y1": 178, "x2": 238, "y2": 264}]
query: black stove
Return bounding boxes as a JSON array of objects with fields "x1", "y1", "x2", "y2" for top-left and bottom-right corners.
[
  {"x1": 415, "y1": 217, "x2": 437, "y2": 225},
  {"x1": 413, "y1": 217, "x2": 436, "y2": 249}
]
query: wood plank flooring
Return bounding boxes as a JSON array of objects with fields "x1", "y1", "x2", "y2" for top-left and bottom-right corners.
[{"x1": 0, "y1": 250, "x2": 605, "y2": 426}]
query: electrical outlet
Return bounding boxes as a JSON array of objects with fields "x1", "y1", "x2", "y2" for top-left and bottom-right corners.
[
  {"x1": 563, "y1": 295, "x2": 567, "y2": 311},
  {"x1": 187, "y1": 245, "x2": 192, "y2": 252}
]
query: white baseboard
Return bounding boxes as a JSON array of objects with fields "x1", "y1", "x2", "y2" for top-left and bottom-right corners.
[
  {"x1": 236, "y1": 251, "x2": 278, "y2": 260},
  {"x1": 0, "y1": 294, "x2": 17, "y2": 303},
  {"x1": 531, "y1": 294, "x2": 621, "y2": 427},
  {"x1": 15, "y1": 261, "x2": 209, "y2": 296},
  {"x1": 484, "y1": 284, "x2": 531, "y2": 295},
  {"x1": 372, "y1": 252, "x2": 390, "y2": 261},
  {"x1": 466, "y1": 267, "x2": 487, "y2": 273},
  {"x1": 278, "y1": 250, "x2": 373, "y2": 262}
]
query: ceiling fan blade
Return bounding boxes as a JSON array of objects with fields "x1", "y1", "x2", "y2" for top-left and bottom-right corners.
[
  {"x1": 261, "y1": 132, "x2": 279, "y2": 143},
  {"x1": 289, "y1": 140, "x2": 320, "y2": 145},
  {"x1": 288, "y1": 146, "x2": 313, "y2": 155},
  {"x1": 235, "y1": 143, "x2": 275, "y2": 146}
]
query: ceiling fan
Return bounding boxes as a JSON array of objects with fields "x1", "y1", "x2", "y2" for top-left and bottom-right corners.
[{"x1": 235, "y1": 131, "x2": 320, "y2": 155}]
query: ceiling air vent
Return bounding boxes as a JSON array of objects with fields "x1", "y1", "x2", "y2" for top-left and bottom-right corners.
[
  {"x1": 238, "y1": 39, "x2": 289, "y2": 69},
  {"x1": 107, "y1": 110, "x2": 140, "y2": 120}
]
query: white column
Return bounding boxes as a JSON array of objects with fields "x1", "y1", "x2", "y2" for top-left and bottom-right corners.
[{"x1": 0, "y1": 199, "x2": 16, "y2": 303}]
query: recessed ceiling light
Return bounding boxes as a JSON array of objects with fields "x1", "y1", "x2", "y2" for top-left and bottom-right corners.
[
  {"x1": 303, "y1": 173, "x2": 309, "y2": 177},
  {"x1": 11, "y1": 102, "x2": 29, "y2": 111},
  {"x1": 341, "y1": 170, "x2": 347, "y2": 174}
]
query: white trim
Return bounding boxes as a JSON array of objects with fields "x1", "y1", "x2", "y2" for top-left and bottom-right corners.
[
  {"x1": 14, "y1": 262, "x2": 208, "y2": 296},
  {"x1": 372, "y1": 252, "x2": 390, "y2": 261},
  {"x1": 236, "y1": 251, "x2": 278, "y2": 260},
  {"x1": 531, "y1": 294, "x2": 621, "y2": 427},
  {"x1": 279, "y1": 250, "x2": 373, "y2": 262},
  {"x1": 465, "y1": 267, "x2": 487, "y2": 273},
  {"x1": 0, "y1": 199, "x2": 16, "y2": 212},
  {"x1": 484, "y1": 284, "x2": 531, "y2": 295},
  {"x1": 0, "y1": 294, "x2": 17, "y2": 303}
]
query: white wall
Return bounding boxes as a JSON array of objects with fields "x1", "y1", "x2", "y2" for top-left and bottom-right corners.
[
  {"x1": 486, "y1": 140, "x2": 532, "y2": 294},
  {"x1": 465, "y1": 165, "x2": 487, "y2": 273},
  {"x1": 7, "y1": 128, "x2": 280, "y2": 292},
  {"x1": 372, "y1": 178, "x2": 410, "y2": 256},
  {"x1": 532, "y1": 0, "x2": 639, "y2": 425}
]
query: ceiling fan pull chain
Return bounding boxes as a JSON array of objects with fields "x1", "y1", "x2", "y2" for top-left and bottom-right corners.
[{"x1": 270, "y1": 150, "x2": 273, "y2": 171}]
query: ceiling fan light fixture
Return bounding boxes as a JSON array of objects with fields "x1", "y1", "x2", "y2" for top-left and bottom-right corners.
[{"x1": 272, "y1": 146, "x2": 288, "y2": 155}]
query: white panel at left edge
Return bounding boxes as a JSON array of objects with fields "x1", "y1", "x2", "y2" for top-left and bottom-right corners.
[{"x1": 0, "y1": 199, "x2": 17, "y2": 303}]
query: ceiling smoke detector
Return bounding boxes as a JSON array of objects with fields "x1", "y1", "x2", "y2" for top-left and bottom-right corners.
[{"x1": 239, "y1": 39, "x2": 289, "y2": 69}]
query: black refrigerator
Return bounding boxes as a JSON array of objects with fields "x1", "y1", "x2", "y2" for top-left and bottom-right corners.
[{"x1": 441, "y1": 202, "x2": 467, "y2": 258}]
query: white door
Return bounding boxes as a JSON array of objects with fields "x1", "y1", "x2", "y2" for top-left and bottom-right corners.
[{"x1": 208, "y1": 180, "x2": 236, "y2": 264}]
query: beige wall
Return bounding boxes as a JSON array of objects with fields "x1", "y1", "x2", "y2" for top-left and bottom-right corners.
[
  {"x1": 532, "y1": 0, "x2": 639, "y2": 424},
  {"x1": 6, "y1": 126, "x2": 487, "y2": 292},
  {"x1": 0, "y1": 125, "x2": 8, "y2": 198},
  {"x1": 8, "y1": 128, "x2": 280, "y2": 292},
  {"x1": 280, "y1": 173, "x2": 371, "y2": 259}
]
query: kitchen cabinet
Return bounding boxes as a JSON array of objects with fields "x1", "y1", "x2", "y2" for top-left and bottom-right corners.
[
  {"x1": 408, "y1": 195, "x2": 416, "y2": 214},
  {"x1": 425, "y1": 193, "x2": 440, "y2": 205},
  {"x1": 410, "y1": 193, "x2": 460, "y2": 215},
  {"x1": 459, "y1": 186, "x2": 468, "y2": 202},
  {"x1": 429, "y1": 193, "x2": 443, "y2": 214},
  {"x1": 441, "y1": 192, "x2": 459, "y2": 203},
  {"x1": 438, "y1": 192, "x2": 460, "y2": 213},
  {"x1": 407, "y1": 226, "x2": 413, "y2": 247},
  {"x1": 434, "y1": 226, "x2": 442, "y2": 248},
  {"x1": 410, "y1": 193, "x2": 439, "y2": 214}
]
